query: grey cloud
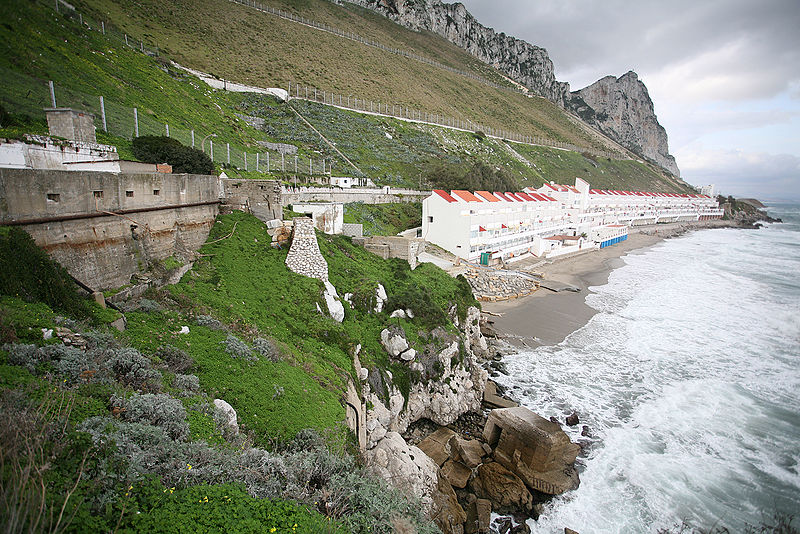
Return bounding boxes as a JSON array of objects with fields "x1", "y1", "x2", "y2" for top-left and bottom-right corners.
[
  {"x1": 459, "y1": 0, "x2": 800, "y2": 98},
  {"x1": 678, "y1": 148, "x2": 800, "y2": 200}
]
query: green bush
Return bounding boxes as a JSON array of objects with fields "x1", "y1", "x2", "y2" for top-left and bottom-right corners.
[
  {"x1": 132, "y1": 135, "x2": 214, "y2": 175},
  {"x1": 0, "y1": 228, "x2": 91, "y2": 318}
]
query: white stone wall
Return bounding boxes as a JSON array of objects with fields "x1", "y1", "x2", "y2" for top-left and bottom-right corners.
[{"x1": 284, "y1": 218, "x2": 329, "y2": 281}]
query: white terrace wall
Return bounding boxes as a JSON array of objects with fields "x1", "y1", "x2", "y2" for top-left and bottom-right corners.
[
  {"x1": 0, "y1": 168, "x2": 219, "y2": 290},
  {"x1": 282, "y1": 186, "x2": 429, "y2": 206}
]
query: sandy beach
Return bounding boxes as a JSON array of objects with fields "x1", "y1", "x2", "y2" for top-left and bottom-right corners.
[{"x1": 482, "y1": 221, "x2": 732, "y2": 348}]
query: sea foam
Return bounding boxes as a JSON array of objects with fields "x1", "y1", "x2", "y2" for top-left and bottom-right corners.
[{"x1": 497, "y1": 203, "x2": 800, "y2": 533}]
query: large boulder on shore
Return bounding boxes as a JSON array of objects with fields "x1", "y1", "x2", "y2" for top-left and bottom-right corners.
[
  {"x1": 470, "y1": 461, "x2": 533, "y2": 513},
  {"x1": 430, "y1": 475, "x2": 467, "y2": 534},
  {"x1": 483, "y1": 407, "x2": 580, "y2": 495}
]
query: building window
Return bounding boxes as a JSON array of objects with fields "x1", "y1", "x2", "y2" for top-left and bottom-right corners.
[
  {"x1": 46, "y1": 193, "x2": 60, "y2": 203},
  {"x1": 153, "y1": 189, "x2": 160, "y2": 196},
  {"x1": 428, "y1": 216, "x2": 434, "y2": 223},
  {"x1": 93, "y1": 190, "x2": 103, "y2": 199},
  {"x1": 126, "y1": 191, "x2": 134, "y2": 198}
]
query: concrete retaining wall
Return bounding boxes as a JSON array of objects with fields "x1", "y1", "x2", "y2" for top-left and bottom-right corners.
[
  {"x1": 282, "y1": 186, "x2": 429, "y2": 206},
  {"x1": 222, "y1": 179, "x2": 281, "y2": 222},
  {"x1": 0, "y1": 168, "x2": 219, "y2": 290}
]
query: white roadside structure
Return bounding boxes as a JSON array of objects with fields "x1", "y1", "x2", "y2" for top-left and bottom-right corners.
[{"x1": 422, "y1": 178, "x2": 722, "y2": 263}]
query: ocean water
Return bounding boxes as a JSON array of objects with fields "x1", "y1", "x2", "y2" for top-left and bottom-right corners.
[{"x1": 495, "y1": 203, "x2": 800, "y2": 533}]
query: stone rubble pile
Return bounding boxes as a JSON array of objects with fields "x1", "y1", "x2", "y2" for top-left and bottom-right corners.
[
  {"x1": 284, "y1": 217, "x2": 344, "y2": 322},
  {"x1": 284, "y1": 218, "x2": 329, "y2": 281},
  {"x1": 464, "y1": 269, "x2": 539, "y2": 302},
  {"x1": 414, "y1": 406, "x2": 581, "y2": 534}
]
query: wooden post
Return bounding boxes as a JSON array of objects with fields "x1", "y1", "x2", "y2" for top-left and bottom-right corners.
[{"x1": 100, "y1": 96, "x2": 107, "y2": 131}]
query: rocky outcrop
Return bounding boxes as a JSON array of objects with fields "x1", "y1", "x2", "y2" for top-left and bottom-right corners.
[
  {"x1": 344, "y1": 0, "x2": 569, "y2": 104},
  {"x1": 366, "y1": 431, "x2": 440, "y2": 507},
  {"x1": 568, "y1": 71, "x2": 680, "y2": 176},
  {"x1": 363, "y1": 305, "x2": 489, "y2": 523}
]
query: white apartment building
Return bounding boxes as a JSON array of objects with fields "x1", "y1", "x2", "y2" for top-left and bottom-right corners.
[{"x1": 422, "y1": 180, "x2": 723, "y2": 262}]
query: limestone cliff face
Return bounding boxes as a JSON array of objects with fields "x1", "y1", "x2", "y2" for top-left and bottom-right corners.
[
  {"x1": 568, "y1": 71, "x2": 680, "y2": 176},
  {"x1": 340, "y1": 1, "x2": 679, "y2": 175},
  {"x1": 344, "y1": 0, "x2": 570, "y2": 104}
]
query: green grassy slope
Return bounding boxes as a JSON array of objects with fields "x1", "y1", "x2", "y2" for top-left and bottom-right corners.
[
  {"x1": 0, "y1": 0, "x2": 692, "y2": 191},
  {"x1": 70, "y1": 0, "x2": 614, "y2": 150}
]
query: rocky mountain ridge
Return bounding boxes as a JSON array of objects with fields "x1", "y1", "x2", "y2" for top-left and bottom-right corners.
[
  {"x1": 342, "y1": 0, "x2": 570, "y2": 104},
  {"x1": 339, "y1": 0, "x2": 681, "y2": 176},
  {"x1": 567, "y1": 71, "x2": 680, "y2": 176}
]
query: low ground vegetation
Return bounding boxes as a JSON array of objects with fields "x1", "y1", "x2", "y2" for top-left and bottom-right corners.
[
  {"x1": 0, "y1": 211, "x2": 475, "y2": 532},
  {"x1": 343, "y1": 202, "x2": 422, "y2": 236}
]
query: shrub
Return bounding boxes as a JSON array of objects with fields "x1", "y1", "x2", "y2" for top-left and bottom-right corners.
[
  {"x1": 54, "y1": 344, "x2": 104, "y2": 385},
  {"x1": 222, "y1": 334, "x2": 257, "y2": 362},
  {"x1": 131, "y1": 135, "x2": 214, "y2": 175},
  {"x1": 136, "y1": 298, "x2": 161, "y2": 313},
  {"x1": 105, "y1": 348, "x2": 162, "y2": 391},
  {"x1": 155, "y1": 344, "x2": 195, "y2": 373},
  {"x1": 4, "y1": 343, "x2": 44, "y2": 372},
  {"x1": 173, "y1": 373, "x2": 200, "y2": 395},
  {"x1": 253, "y1": 337, "x2": 280, "y2": 362},
  {"x1": 111, "y1": 393, "x2": 189, "y2": 441},
  {"x1": 82, "y1": 330, "x2": 119, "y2": 351},
  {"x1": 194, "y1": 314, "x2": 225, "y2": 331}
]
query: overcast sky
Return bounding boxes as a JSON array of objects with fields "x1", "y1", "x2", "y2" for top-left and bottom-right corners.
[{"x1": 459, "y1": 0, "x2": 800, "y2": 200}]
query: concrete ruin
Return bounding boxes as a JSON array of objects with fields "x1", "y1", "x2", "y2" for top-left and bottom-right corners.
[{"x1": 483, "y1": 406, "x2": 580, "y2": 495}]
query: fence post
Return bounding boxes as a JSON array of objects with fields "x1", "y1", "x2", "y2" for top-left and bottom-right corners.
[
  {"x1": 244, "y1": 152, "x2": 247, "y2": 171},
  {"x1": 256, "y1": 152, "x2": 259, "y2": 172},
  {"x1": 309, "y1": 158, "x2": 312, "y2": 175},
  {"x1": 133, "y1": 108, "x2": 139, "y2": 137},
  {"x1": 266, "y1": 152, "x2": 269, "y2": 171},
  {"x1": 165, "y1": 124, "x2": 169, "y2": 137},
  {"x1": 281, "y1": 153, "x2": 285, "y2": 171},
  {"x1": 101, "y1": 21, "x2": 105, "y2": 35},
  {"x1": 48, "y1": 81, "x2": 56, "y2": 107},
  {"x1": 55, "y1": 0, "x2": 58, "y2": 13},
  {"x1": 100, "y1": 96, "x2": 107, "y2": 131},
  {"x1": 294, "y1": 156, "x2": 297, "y2": 173},
  {"x1": 191, "y1": 130, "x2": 195, "y2": 147},
  {"x1": 125, "y1": 34, "x2": 128, "y2": 46},
  {"x1": 227, "y1": 143, "x2": 230, "y2": 164},
  {"x1": 210, "y1": 140, "x2": 214, "y2": 161}
]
